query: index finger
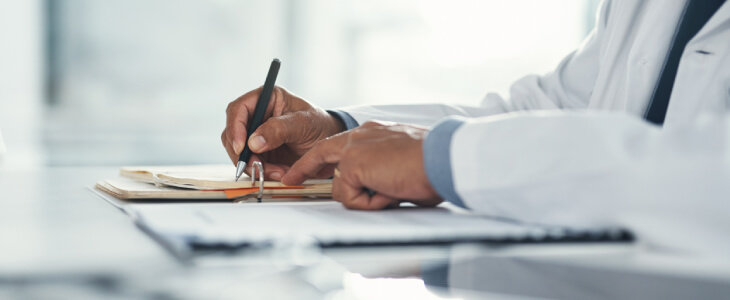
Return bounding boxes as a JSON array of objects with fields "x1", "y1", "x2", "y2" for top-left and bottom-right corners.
[
  {"x1": 226, "y1": 87, "x2": 284, "y2": 155},
  {"x1": 225, "y1": 89, "x2": 263, "y2": 155},
  {"x1": 280, "y1": 133, "x2": 349, "y2": 185}
]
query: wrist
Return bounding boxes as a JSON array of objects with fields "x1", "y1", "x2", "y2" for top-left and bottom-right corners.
[
  {"x1": 418, "y1": 139, "x2": 440, "y2": 198},
  {"x1": 423, "y1": 117, "x2": 468, "y2": 208},
  {"x1": 327, "y1": 110, "x2": 359, "y2": 132}
]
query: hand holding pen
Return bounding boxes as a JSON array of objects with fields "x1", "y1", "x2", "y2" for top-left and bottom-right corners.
[
  {"x1": 221, "y1": 59, "x2": 346, "y2": 181},
  {"x1": 222, "y1": 59, "x2": 440, "y2": 209}
]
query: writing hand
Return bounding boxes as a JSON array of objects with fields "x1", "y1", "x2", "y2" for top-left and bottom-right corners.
[{"x1": 222, "y1": 86, "x2": 345, "y2": 180}]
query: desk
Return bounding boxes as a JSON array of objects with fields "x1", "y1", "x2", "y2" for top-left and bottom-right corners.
[{"x1": 1, "y1": 167, "x2": 729, "y2": 299}]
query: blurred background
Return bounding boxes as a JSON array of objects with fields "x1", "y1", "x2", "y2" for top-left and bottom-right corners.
[{"x1": 0, "y1": 0, "x2": 599, "y2": 169}]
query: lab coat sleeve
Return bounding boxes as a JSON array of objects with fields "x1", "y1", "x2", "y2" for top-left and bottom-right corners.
[
  {"x1": 429, "y1": 112, "x2": 730, "y2": 256},
  {"x1": 426, "y1": 111, "x2": 728, "y2": 222},
  {"x1": 335, "y1": 103, "x2": 509, "y2": 128}
]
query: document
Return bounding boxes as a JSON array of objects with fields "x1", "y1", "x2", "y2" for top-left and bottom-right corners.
[
  {"x1": 120, "y1": 165, "x2": 330, "y2": 189},
  {"x1": 93, "y1": 165, "x2": 632, "y2": 253},
  {"x1": 96, "y1": 178, "x2": 332, "y2": 201},
  {"x1": 126, "y1": 201, "x2": 632, "y2": 250},
  {"x1": 96, "y1": 165, "x2": 332, "y2": 200}
]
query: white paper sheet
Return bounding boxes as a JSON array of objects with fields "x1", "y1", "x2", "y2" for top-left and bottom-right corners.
[{"x1": 129, "y1": 202, "x2": 629, "y2": 247}]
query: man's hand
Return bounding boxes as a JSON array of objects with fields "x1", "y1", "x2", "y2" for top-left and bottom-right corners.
[
  {"x1": 281, "y1": 121, "x2": 443, "y2": 210},
  {"x1": 222, "y1": 86, "x2": 345, "y2": 180}
]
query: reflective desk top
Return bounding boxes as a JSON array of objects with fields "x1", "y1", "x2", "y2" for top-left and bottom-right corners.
[{"x1": 1, "y1": 167, "x2": 729, "y2": 299}]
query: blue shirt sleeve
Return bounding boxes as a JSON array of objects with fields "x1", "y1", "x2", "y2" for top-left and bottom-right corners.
[
  {"x1": 423, "y1": 117, "x2": 468, "y2": 208},
  {"x1": 327, "y1": 110, "x2": 360, "y2": 130}
]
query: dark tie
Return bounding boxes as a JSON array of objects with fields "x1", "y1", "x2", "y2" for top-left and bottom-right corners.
[{"x1": 644, "y1": 0, "x2": 726, "y2": 125}]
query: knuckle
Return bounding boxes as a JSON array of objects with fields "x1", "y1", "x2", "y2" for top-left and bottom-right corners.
[
  {"x1": 349, "y1": 127, "x2": 368, "y2": 140},
  {"x1": 302, "y1": 166, "x2": 320, "y2": 178},
  {"x1": 309, "y1": 143, "x2": 332, "y2": 162},
  {"x1": 331, "y1": 183, "x2": 342, "y2": 200},
  {"x1": 341, "y1": 144, "x2": 363, "y2": 160},
  {"x1": 361, "y1": 120, "x2": 386, "y2": 128},
  {"x1": 225, "y1": 100, "x2": 237, "y2": 114},
  {"x1": 265, "y1": 119, "x2": 288, "y2": 142},
  {"x1": 273, "y1": 86, "x2": 284, "y2": 101},
  {"x1": 361, "y1": 121, "x2": 377, "y2": 128},
  {"x1": 312, "y1": 133, "x2": 337, "y2": 150},
  {"x1": 341, "y1": 199, "x2": 357, "y2": 209},
  {"x1": 267, "y1": 118, "x2": 286, "y2": 132}
]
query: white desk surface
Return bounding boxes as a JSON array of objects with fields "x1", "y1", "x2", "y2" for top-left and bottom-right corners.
[{"x1": 1, "y1": 167, "x2": 728, "y2": 299}]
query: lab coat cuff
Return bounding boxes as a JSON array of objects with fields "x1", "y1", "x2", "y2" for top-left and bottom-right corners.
[
  {"x1": 424, "y1": 117, "x2": 467, "y2": 208},
  {"x1": 327, "y1": 110, "x2": 360, "y2": 130}
]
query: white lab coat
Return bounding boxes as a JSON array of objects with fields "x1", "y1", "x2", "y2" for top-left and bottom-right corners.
[{"x1": 341, "y1": 0, "x2": 730, "y2": 256}]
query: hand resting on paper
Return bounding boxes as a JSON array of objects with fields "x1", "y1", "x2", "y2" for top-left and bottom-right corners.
[
  {"x1": 281, "y1": 121, "x2": 443, "y2": 210},
  {"x1": 222, "y1": 86, "x2": 345, "y2": 180}
]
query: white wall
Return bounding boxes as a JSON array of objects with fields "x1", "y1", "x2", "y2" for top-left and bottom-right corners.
[
  {"x1": 0, "y1": 0, "x2": 596, "y2": 167},
  {"x1": 0, "y1": 130, "x2": 6, "y2": 158},
  {"x1": 0, "y1": 0, "x2": 44, "y2": 169}
]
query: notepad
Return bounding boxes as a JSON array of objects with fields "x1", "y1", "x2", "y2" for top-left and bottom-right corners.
[
  {"x1": 96, "y1": 165, "x2": 332, "y2": 200},
  {"x1": 120, "y1": 165, "x2": 331, "y2": 189}
]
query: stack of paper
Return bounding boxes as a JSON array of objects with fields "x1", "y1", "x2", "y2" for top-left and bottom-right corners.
[
  {"x1": 92, "y1": 165, "x2": 634, "y2": 251},
  {"x1": 95, "y1": 165, "x2": 332, "y2": 201}
]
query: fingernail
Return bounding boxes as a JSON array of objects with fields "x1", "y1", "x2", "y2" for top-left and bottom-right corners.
[
  {"x1": 270, "y1": 172, "x2": 282, "y2": 180},
  {"x1": 233, "y1": 141, "x2": 244, "y2": 155},
  {"x1": 249, "y1": 134, "x2": 266, "y2": 151}
]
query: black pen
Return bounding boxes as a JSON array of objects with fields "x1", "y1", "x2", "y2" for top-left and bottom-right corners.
[{"x1": 235, "y1": 58, "x2": 281, "y2": 181}]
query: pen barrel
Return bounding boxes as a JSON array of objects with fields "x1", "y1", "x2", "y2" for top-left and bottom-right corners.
[
  {"x1": 237, "y1": 58, "x2": 281, "y2": 164},
  {"x1": 238, "y1": 145, "x2": 254, "y2": 165},
  {"x1": 249, "y1": 59, "x2": 281, "y2": 133}
]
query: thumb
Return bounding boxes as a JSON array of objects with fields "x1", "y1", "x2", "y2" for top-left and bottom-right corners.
[{"x1": 248, "y1": 115, "x2": 300, "y2": 153}]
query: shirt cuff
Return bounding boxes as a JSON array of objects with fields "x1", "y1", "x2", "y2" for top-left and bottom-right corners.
[
  {"x1": 327, "y1": 110, "x2": 360, "y2": 130},
  {"x1": 423, "y1": 117, "x2": 467, "y2": 208}
]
